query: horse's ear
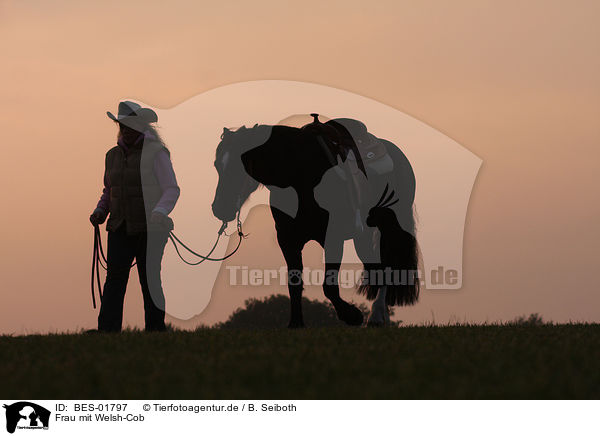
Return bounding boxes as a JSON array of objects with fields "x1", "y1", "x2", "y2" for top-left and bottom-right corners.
[
  {"x1": 375, "y1": 184, "x2": 390, "y2": 207},
  {"x1": 253, "y1": 123, "x2": 258, "y2": 128},
  {"x1": 223, "y1": 127, "x2": 230, "y2": 134}
]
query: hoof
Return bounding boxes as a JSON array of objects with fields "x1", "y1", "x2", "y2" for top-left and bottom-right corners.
[
  {"x1": 367, "y1": 311, "x2": 387, "y2": 327},
  {"x1": 85, "y1": 328, "x2": 117, "y2": 334},
  {"x1": 84, "y1": 329, "x2": 101, "y2": 334},
  {"x1": 366, "y1": 320, "x2": 385, "y2": 328},
  {"x1": 338, "y1": 303, "x2": 364, "y2": 326}
]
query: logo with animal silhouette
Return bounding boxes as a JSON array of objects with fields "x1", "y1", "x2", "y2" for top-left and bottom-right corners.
[
  {"x1": 118, "y1": 82, "x2": 481, "y2": 321},
  {"x1": 3, "y1": 402, "x2": 50, "y2": 433}
]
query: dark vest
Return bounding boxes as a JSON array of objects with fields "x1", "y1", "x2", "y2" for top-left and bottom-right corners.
[{"x1": 105, "y1": 140, "x2": 168, "y2": 234}]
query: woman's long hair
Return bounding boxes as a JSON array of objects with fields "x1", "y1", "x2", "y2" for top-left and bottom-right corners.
[
  {"x1": 117, "y1": 122, "x2": 168, "y2": 149},
  {"x1": 144, "y1": 124, "x2": 167, "y2": 148}
]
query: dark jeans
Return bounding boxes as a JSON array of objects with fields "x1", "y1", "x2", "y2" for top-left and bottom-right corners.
[{"x1": 98, "y1": 223, "x2": 170, "y2": 332}]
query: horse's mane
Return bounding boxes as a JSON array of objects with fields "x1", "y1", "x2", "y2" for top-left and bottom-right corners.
[
  {"x1": 216, "y1": 124, "x2": 281, "y2": 159},
  {"x1": 217, "y1": 121, "x2": 366, "y2": 177}
]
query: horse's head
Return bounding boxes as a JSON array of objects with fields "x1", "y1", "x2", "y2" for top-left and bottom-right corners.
[
  {"x1": 212, "y1": 125, "x2": 263, "y2": 223},
  {"x1": 366, "y1": 184, "x2": 400, "y2": 229}
]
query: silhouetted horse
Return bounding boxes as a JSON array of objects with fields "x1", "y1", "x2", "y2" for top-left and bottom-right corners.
[{"x1": 212, "y1": 115, "x2": 418, "y2": 327}]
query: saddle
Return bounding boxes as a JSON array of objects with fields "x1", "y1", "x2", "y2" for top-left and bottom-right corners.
[
  {"x1": 301, "y1": 114, "x2": 394, "y2": 229},
  {"x1": 346, "y1": 133, "x2": 393, "y2": 176}
]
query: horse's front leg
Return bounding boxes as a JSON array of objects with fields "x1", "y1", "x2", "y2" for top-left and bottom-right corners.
[
  {"x1": 323, "y1": 241, "x2": 364, "y2": 326},
  {"x1": 277, "y1": 232, "x2": 305, "y2": 328}
]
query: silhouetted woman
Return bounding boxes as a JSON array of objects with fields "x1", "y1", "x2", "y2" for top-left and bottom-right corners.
[{"x1": 89, "y1": 101, "x2": 180, "y2": 332}]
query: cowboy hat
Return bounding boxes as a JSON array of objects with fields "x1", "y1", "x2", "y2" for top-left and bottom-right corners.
[{"x1": 107, "y1": 101, "x2": 158, "y2": 128}]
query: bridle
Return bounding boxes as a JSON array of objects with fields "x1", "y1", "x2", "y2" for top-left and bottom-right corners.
[{"x1": 168, "y1": 172, "x2": 253, "y2": 267}]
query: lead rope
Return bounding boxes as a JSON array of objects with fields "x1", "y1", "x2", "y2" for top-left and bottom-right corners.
[
  {"x1": 168, "y1": 211, "x2": 245, "y2": 265},
  {"x1": 91, "y1": 224, "x2": 136, "y2": 309},
  {"x1": 91, "y1": 225, "x2": 101, "y2": 309},
  {"x1": 91, "y1": 211, "x2": 245, "y2": 308}
]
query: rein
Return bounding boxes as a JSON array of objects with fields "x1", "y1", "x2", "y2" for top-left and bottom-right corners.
[
  {"x1": 167, "y1": 211, "x2": 245, "y2": 265},
  {"x1": 90, "y1": 212, "x2": 245, "y2": 309}
]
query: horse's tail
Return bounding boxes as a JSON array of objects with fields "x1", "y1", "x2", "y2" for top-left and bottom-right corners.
[
  {"x1": 358, "y1": 205, "x2": 420, "y2": 306},
  {"x1": 386, "y1": 213, "x2": 420, "y2": 306}
]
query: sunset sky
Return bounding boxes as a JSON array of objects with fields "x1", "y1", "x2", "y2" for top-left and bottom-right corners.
[{"x1": 1, "y1": 0, "x2": 599, "y2": 334}]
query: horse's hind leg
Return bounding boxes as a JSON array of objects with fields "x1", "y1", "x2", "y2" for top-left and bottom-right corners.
[
  {"x1": 277, "y1": 232, "x2": 305, "y2": 328},
  {"x1": 352, "y1": 230, "x2": 388, "y2": 325},
  {"x1": 367, "y1": 286, "x2": 389, "y2": 327},
  {"x1": 323, "y1": 241, "x2": 364, "y2": 326}
]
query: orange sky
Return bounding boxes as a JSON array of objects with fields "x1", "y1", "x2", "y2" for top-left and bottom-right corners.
[{"x1": 1, "y1": 0, "x2": 599, "y2": 334}]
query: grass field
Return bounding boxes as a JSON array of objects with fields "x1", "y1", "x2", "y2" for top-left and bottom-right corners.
[{"x1": 1, "y1": 324, "x2": 599, "y2": 399}]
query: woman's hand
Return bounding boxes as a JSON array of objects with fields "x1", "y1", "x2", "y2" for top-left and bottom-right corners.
[
  {"x1": 150, "y1": 211, "x2": 174, "y2": 231},
  {"x1": 89, "y1": 208, "x2": 107, "y2": 226}
]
